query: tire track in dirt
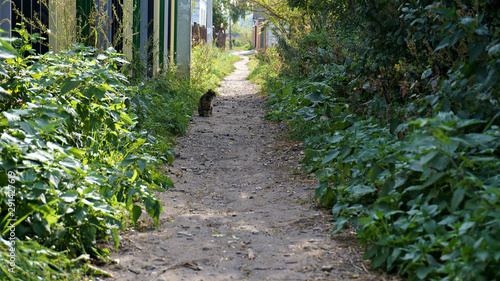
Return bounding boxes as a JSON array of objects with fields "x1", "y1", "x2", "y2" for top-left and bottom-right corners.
[{"x1": 102, "y1": 52, "x2": 398, "y2": 281}]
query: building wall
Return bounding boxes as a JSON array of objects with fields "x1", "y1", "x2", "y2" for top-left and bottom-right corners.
[
  {"x1": 191, "y1": 0, "x2": 207, "y2": 26},
  {"x1": 265, "y1": 28, "x2": 276, "y2": 49}
]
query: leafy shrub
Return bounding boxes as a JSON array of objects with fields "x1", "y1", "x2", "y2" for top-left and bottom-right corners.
[
  {"x1": 253, "y1": 0, "x2": 500, "y2": 279},
  {"x1": 0, "y1": 33, "x2": 172, "y2": 276},
  {"x1": 191, "y1": 42, "x2": 240, "y2": 91},
  {"x1": 359, "y1": 112, "x2": 500, "y2": 280},
  {"x1": 0, "y1": 237, "x2": 88, "y2": 280},
  {"x1": 247, "y1": 49, "x2": 281, "y2": 92}
]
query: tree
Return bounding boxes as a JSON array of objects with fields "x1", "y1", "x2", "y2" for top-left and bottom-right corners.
[
  {"x1": 248, "y1": 0, "x2": 308, "y2": 39},
  {"x1": 213, "y1": 0, "x2": 228, "y2": 29},
  {"x1": 213, "y1": 0, "x2": 251, "y2": 49}
]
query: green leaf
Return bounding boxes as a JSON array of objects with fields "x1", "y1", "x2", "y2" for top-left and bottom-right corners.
[
  {"x1": 421, "y1": 68, "x2": 432, "y2": 79},
  {"x1": 131, "y1": 205, "x2": 142, "y2": 223},
  {"x1": 474, "y1": 26, "x2": 489, "y2": 36},
  {"x1": 421, "y1": 172, "x2": 447, "y2": 189},
  {"x1": 432, "y1": 128, "x2": 451, "y2": 144},
  {"x1": 393, "y1": 174, "x2": 408, "y2": 189},
  {"x1": 468, "y1": 41, "x2": 486, "y2": 62},
  {"x1": 350, "y1": 185, "x2": 376, "y2": 197},
  {"x1": 0, "y1": 38, "x2": 19, "y2": 59},
  {"x1": 19, "y1": 121, "x2": 37, "y2": 135},
  {"x1": 450, "y1": 187, "x2": 465, "y2": 211},
  {"x1": 0, "y1": 85, "x2": 10, "y2": 96},
  {"x1": 372, "y1": 252, "x2": 387, "y2": 268},
  {"x1": 98, "y1": 83, "x2": 115, "y2": 93},
  {"x1": 137, "y1": 159, "x2": 147, "y2": 173},
  {"x1": 438, "y1": 215, "x2": 457, "y2": 226},
  {"x1": 127, "y1": 169, "x2": 138, "y2": 182},
  {"x1": 111, "y1": 228, "x2": 120, "y2": 251},
  {"x1": 368, "y1": 164, "x2": 383, "y2": 181},
  {"x1": 121, "y1": 155, "x2": 138, "y2": 166},
  {"x1": 82, "y1": 198, "x2": 94, "y2": 206},
  {"x1": 321, "y1": 150, "x2": 340, "y2": 165},
  {"x1": 417, "y1": 265, "x2": 432, "y2": 279},
  {"x1": 145, "y1": 198, "x2": 162, "y2": 226},
  {"x1": 464, "y1": 133, "x2": 495, "y2": 146},
  {"x1": 60, "y1": 191, "x2": 79, "y2": 203},
  {"x1": 304, "y1": 92, "x2": 326, "y2": 105},
  {"x1": 449, "y1": 28, "x2": 464, "y2": 47},
  {"x1": 3, "y1": 111, "x2": 21, "y2": 123},
  {"x1": 19, "y1": 168, "x2": 37, "y2": 183},
  {"x1": 389, "y1": 248, "x2": 402, "y2": 268},
  {"x1": 60, "y1": 77, "x2": 81, "y2": 95},
  {"x1": 25, "y1": 150, "x2": 55, "y2": 162},
  {"x1": 119, "y1": 112, "x2": 134, "y2": 125},
  {"x1": 458, "y1": 221, "x2": 475, "y2": 235},
  {"x1": 68, "y1": 147, "x2": 86, "y2": 159},
  {"x1": 357, "y1": 217, "x2": 374, "y2": 226},
  {"x1": 46, "y1": 170, "x2": 62, "y2": 187},
  {"x1": 488, "y1": 44, "x2": 500, "y2": 56},
  {"x1": 59, "y1": 160, "x2": 82, "y2": 170},
  {"x1": 297, "y1": 106, "x2": 317, "y2": 120},
  {"x1": 44, "y1": 213, "x2": 59, "y2": 226},
  {"x1": 423, "y1": 220, "x2": 437, "y2": 234},
  {"x1": 459, "y1": 17, "x2": 474, "y2": 28},
  {"x1": 434, "y1": 37, "x2": 450, "y2": 52},
  {"x1": 327, "y1": 134, "x2": 343, "y2": 144},
  {"x1": 424, "y1": 152, "x2": 450, "y2": 171},
  {"x1": 332, "y1": 217, "x2": 349, "y2": 233}
]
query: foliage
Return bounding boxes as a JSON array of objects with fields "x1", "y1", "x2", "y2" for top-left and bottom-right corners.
[
  {"x1": 191, "y1": 42, "x2": 240, "y2": 90},
  {"x1": 214, "y1": 0, "x2": 250, "y2": 26},
  {"x1": 212, "y1": 0, "x2": 228, "y2": 29},
  {"x1": 359, "y1": 113, "x2": 500, "y2": 280},
  {"x1": 230, "y1": 23, "x2": 254, "y2": 51},
  {"x1": 247, "y1": 49, "x2": 281, "y2": 92},
  {"x1": 248, "y1": 0, "x2": 310, "y2": 37},
  {"x1": 252, "y1": 0, "x2": 500, "y2": 279},
  {"x1": 0, "y1": 32, "x2": 173, "y2": 279},
  {"x1": 0, "y1": 237, "x2": 90, "y2": 280}
]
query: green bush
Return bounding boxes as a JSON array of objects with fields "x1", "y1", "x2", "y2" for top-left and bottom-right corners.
[
  {"x1": 0, "y1": 237, "x2": 89, "y2": 280},
  {"x1": 247, "y1": 49, "x2": 281, "y2": 93},
  {"x1": 254, "y1": 0, "x2": 500, "y2": 279},
  {"x1": 0, "y1": 32, "x2": 172, "y2": 279},
  {"x1": 191, "y1": 42, "x2": 240, "y2": 90}
]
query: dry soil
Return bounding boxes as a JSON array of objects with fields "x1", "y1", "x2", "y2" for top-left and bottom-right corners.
[{"x1": 100, "y1": 51, "x2": 399, "y2": 281}]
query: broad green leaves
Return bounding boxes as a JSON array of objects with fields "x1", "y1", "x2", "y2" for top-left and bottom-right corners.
[
  {"x1": 0, "y1": 39, "x2": 171, "y2": 266},
  {"x1": 257, "y1": 0, "x2": 500, "y2": 278}
]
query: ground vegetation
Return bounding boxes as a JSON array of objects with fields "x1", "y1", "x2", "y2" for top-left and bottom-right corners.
[{"x1": 250, "y1": 0, "x2": 500, "y2": 279}]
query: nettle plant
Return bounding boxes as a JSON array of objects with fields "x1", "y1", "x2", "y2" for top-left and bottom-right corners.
[
  {"x1": 0, "y1": 34, "x2": 172, "y2": 259},
  {"x1": 261, "y1": 0, "x2": 500, "y2": 279}
]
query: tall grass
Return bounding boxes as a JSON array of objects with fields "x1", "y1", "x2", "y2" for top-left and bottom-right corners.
[{"x1": 191, "y1": 42, "x2": 241, "y2": 90}]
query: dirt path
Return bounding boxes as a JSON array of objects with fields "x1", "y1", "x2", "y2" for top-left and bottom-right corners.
[{"x1": 103, "y1": 52, "x2": 396, "y2": 281}]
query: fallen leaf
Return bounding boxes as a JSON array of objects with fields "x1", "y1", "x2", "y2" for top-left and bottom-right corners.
[{"x1": 247, "y1": 248, "x2": 256, "y2": 260}]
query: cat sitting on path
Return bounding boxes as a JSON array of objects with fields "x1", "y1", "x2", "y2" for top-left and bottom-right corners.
[{"x1": 198, "y1": 89, "x2": 216, "y2": 117}]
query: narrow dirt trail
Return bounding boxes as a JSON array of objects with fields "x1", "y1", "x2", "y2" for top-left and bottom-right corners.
[{"x1": 104, "y1": 52, "x2": 396, "y2": 281}]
